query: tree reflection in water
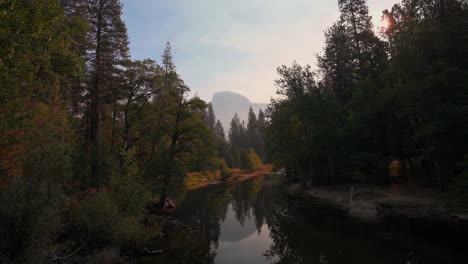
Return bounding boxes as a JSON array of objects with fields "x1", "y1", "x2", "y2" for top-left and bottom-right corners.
[
  {"x1": 161, "y1": 175, "x2": 281, "y2": 264},
  {"x1": 143, "y1": 174, "x2": 466, "y2": 264}
]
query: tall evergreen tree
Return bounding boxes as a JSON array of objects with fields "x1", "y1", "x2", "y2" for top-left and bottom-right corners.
[
  {"x1": 214, "y1": 120, "x2": 226, "y2": 141},
  {"x1": 214, "y1": 119, "x2": 230, "y2": 166},
  {"x1": 246, "y1": 107, "x2": 257, "y2": 151},
  {"x1": 85, "y1": 0, "x2": 130, "y2": 190},
  {"x1": 338, "y1": 0, "x2": 372, "y2": 73},
  {"x1": 229, "y1": 113, "x2": 243, "y2": 148},
  {"x1": 161, "y1": 42, "x2": 177, "y2": 103},
  {"x1": 317, "y1": 21, "x2": 356, "y2": 103},
  {"x1": 256, "y1": 109, "x2": 267, "y2": 161},
  {"x1": 207, "y1": 103, "x2": 216, "y2": 130},
  {"x1": 338, "y1": 0, "x2": 388, "y2": 79}
]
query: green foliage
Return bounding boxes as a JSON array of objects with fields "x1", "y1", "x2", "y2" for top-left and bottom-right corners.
[
  {"x1": 227, "y1": 108, "x2": 266, "y2": 168},
  {"x1": 74, "y1": 195, "x2": 152, "y2": 248},
  {"x1": 75, "y1": 168, "x2": 153, "y2": 246},
  {"x1": 0, "y1": 105, "x2": 72, "y2": 260},
  {"x1": 0, "y1": 0, "x2": 85, "y2": 140},
  {"x1": 2, "y1": 0, "x2": 468, "y2": 261},
  {"x1": 267, "y1": 0, "x2": 468, "y2": 186},
  {"x1": 75, "y1": 192, "x2": 119, "y2": 243},
  {"x1": 74, "y1": 149, "x2": 157, "y2": 247},
  {"x1": 0, "y1": 0, "x2": 220, "y2": 261},
  {"x1": 113, "y1": 148, "x2": 151, "y2": 216},
  {"x1": 240, "y1": 148, "x2": 262, "y2": 171},
  {"x1": 219, "y1": 159, "x2": 232, "y2": 178}
]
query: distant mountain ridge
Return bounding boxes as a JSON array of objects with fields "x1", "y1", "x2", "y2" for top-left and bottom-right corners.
[{"x1": 210, "y1": 91, "x2": 267, "y2": 134}]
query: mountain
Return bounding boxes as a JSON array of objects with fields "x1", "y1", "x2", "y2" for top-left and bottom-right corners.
[{"x1": 210, "y1": 91, "x2": 267, "y2": 135}]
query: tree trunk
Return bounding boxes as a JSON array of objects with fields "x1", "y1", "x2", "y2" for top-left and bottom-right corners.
[
  {"x1": 91, "y1": 1, "x2": 103, "y2": 192},
  {"x1": 110, "y1": 94, "x2": 117, "y2": 154},
  {"x1": 160, "y1": 135, "x2": 178, "y2": 209},
  {"x1": 91, "y1": 74, "x2": 100, "y2": 191}
]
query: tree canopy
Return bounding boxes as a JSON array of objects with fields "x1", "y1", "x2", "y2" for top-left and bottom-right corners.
[{"x1": 267, "y1": 0, "x2": 468, "y2": 188}]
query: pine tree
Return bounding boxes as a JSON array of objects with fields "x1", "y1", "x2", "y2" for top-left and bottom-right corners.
[
  {"x1": 215, "y1": 120, "x2": 226, "y2": 141},
  {"x1": 85, "y1": 0, "x2": 130, "y2": 190},
  {"x1": 317, "y1": 21, "x2": 356, "y2": 103},
  {"x1": 161, "y1": 42, "x2": 178, "y2": 104},
  {"x1": 256, "y1": 109, "x2": 267, "y2": 161},
  {"x1": 338, "y1": 0, "x2": 372, "y2": 72},
  {"x1": 213, "y1": 119, "x2": 229, "y2": 165},
  {"x1": 337, "y1": 0, "x2": 387, "y2": 79},
  {"x1": 207, "y1": 103, "x2": 216, "y2": 130},
  {"x1": 246, "y1": 107, "x2": 257, "y2": 147},
  {"x1": 229, "y1": 113, "x2": 242, "y2": 147}
]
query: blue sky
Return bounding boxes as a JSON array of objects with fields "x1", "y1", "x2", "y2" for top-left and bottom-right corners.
[{"x1": 122, "y1": 0, "x2": 397, "y2": 103}]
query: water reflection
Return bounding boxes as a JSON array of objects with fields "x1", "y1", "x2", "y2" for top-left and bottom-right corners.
[
  {"x1": 148, "y1": 175, "x2": 280, "y2": 264},
  {"x1": 141, "y1": 175, "x2": 466, "y2": 264}
]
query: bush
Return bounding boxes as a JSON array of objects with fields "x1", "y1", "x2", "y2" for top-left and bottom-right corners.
[
  {"x1": 0, "y1": 104, "x2": 72, "y2": 261},
  {"x1": 75, "y1": 192, "x2": 119, "y2": 244},
  {"x1": 240, "y1": 148, "x2": 262, "y2": 171},
  {"x1": 218, "y1": 158, "x2": 232, "y2": 178},
  {"x1": 74, "y1": 191, "x2": 159, "y2": 248},
  {"x1": 0, "y1": 177, "x2": 66, "y2": 262},
  {"x1": 74, "y1": 149, "x2": 154, "y2": 247}
]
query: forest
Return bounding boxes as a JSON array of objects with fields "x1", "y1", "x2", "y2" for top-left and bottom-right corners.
[
  {"x1": 0, "y1": 0, "x2": 269, "y2": 262},
  {"x1": 1, "y1": 0, "x2": 468, "y2": 263},
  {"x1": 266, "y1": 0, "x2": 468, "y2": 189}
]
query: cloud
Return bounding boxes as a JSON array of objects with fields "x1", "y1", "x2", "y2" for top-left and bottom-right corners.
[
  {"x1": 123, "y1": 0, "x2": 398, "y2": 103},
  {"x1": 169, "y1": 0, "x2": 339, "y2": 103}
]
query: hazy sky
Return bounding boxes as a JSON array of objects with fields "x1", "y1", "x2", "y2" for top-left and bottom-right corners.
[{"x1": 122, "y1": 0, "x2": 397, "y2": 103}]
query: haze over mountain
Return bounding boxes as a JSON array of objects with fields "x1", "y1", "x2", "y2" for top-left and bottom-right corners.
[{"x1": 210, "y1": 91, "x2": 267, "y2": 134}]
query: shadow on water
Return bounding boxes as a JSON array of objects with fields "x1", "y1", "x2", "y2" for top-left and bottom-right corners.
[{"x1": 139, "y1": 174, "x2": 467, "y2": 264}]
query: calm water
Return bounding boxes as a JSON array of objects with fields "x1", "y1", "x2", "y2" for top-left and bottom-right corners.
[{"x1": 140, "y1": 175, "x2": 465, "y2": 264}]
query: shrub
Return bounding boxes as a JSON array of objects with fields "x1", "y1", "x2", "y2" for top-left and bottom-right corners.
[
  {"x1": 74, "y1": 149, "x2": 154, "y2": 247},
  {"x1": 0, "y1": 104, "x2": 72, "y2": 261},
  {"x1": 75, "y1": 192, "x2": 119, "y2": 244},
  {"x1": 74, "y1": 192, "x2": 159, "y2": 248},
  {"x1": 219, "y1": 158, "x2": 232, "y2": 178},
  {"x1": 240, "y1": 148, "x2": 262, "y2": 171},
  {"x1": 248, "y1": 148, "x2": 262, "y2": 170}
]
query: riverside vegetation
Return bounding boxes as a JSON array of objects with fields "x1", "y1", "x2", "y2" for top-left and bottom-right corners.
[
  {"x1": 266, "y1": 0, "x2": 468, "y2": 189},
  {"x1": 0, "y1": 0, "x2": 267, "y2": 262},
  {"x1": 1, "y1": 0, "x2": 468, "y2": 263}
]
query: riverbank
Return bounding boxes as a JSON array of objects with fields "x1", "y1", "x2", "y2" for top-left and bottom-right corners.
[
  {"x1": 186, "y1": 165, "x2": 273, "y2": 190},
  {"x1": 142, "y1": 174, "x2": 468, "y2": 264},
  {"x1": 286, "y1": 183, "x2": 468, "y2": 241}
]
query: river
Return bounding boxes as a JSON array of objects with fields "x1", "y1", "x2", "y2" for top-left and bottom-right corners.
[{"x1": 140, "y1": 174, "x2": 466, "y2": 264}]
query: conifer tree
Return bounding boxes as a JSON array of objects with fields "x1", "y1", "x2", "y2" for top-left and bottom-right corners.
[
  {"x1": 229, "y1": 113, "x2": 243, "y2": 148},
  {"x1": 317, "y1": 21, "x2": 356, "y2": 103},
  {"x1": 207, "y1": 103, "x2": 216, "y2": 130},
  {"x1": 86, "y1": 0, "x2": 130, "y2": 190},
  {"x1": 215, "y1": 120, "x2": 226, "y2": 141},
  {"x1": 337, "y1": 0, "x2": 387, "y2": 79},
  {"x1": 256, "y1": 110, "x2": 267, "y2": 161},
  {"x1": 246, "y1": 107, "x2": 258, "y2": 151},
  {"x1": 338, "y1": 0, "x2": 372, "y2": 72}
]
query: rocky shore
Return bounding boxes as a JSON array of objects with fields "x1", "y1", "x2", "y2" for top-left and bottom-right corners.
[{"x1": 286, "y1": 183, "x2": 468, "y2": 241}]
